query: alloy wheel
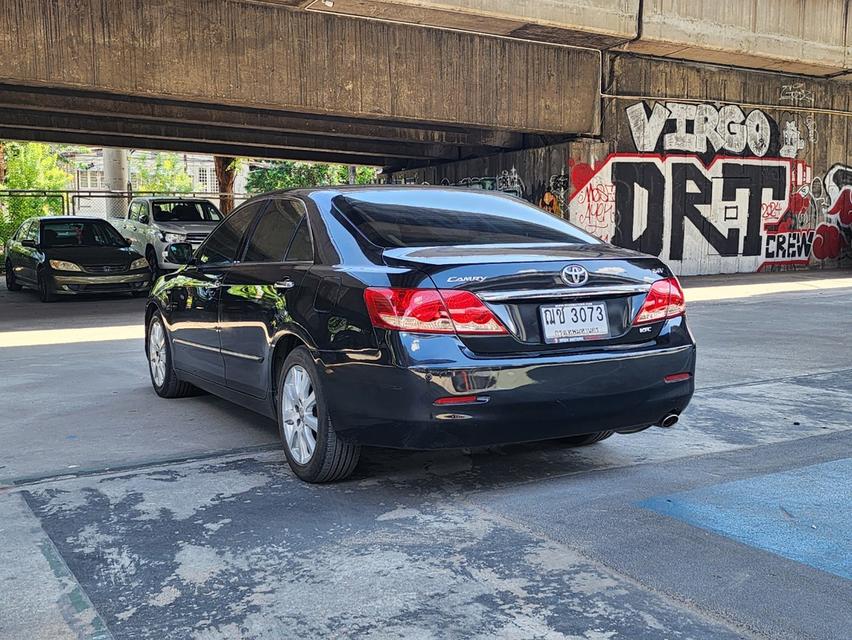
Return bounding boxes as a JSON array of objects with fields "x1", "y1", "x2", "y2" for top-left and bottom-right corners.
[
  {"x1": 148, "y1": 319, "x2": 167, "y2": 387},
  {"x1": 281, "y1": 365, "x2": 318, "y2": 465}
]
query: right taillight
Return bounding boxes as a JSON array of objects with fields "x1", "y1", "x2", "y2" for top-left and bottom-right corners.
[
  {"x1": 364, "y1": 287, "x2": 508, "y2": 335},
  {"x1": 633, "y1": 277, "x2": 686, "y2": 325}
]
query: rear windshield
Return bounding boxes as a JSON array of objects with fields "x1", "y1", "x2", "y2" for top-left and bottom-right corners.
[
  {"x1": 41, "y1": 220, "x2": 126, "y2": 248},
  {"x1": 331, "y1": 190, "x2": 600, "y2": 248},
  {"x1": 152, "y1": 200, "x2": 221, "y2": 223}
]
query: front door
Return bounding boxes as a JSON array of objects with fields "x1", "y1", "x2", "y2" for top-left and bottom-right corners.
[
  {"x1": 167, "y1": 202, "x2": 262, "y2": 384},
  {"x1": 219, "y1": 198, "x2": 314, "y2": 398}
]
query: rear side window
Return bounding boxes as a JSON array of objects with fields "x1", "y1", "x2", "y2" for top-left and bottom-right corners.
[
  {"x1": 332, "y1": 190, "x2": 600, "y2": 248},
  {"x1": 286, "y1": 219, "x2": 313, "y2": 262},
  {"x1": 242, "y1": 199, "x2": 303, "y2": 263},
  {"x1": 197, "y1": 203, "x2": 261, "y2": 266}
]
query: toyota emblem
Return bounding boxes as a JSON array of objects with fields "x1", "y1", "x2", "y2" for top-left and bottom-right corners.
[{"x1": 561, "y1": 264, "x2": 589, "y2": 287}]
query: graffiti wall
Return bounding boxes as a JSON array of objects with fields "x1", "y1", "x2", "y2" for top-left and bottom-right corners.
[{"x1": 568, "y1": 100, "x2": 850, "y2": 275}]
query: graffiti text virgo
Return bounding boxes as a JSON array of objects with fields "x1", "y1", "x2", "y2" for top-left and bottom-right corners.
[{"x1": 626, "y1": 102, "x2": 777, "y2": 157}]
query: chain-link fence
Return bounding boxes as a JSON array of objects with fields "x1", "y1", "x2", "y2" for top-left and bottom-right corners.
[{"x1": 1, "y1": 190, "x2": 248, "y2": 260}]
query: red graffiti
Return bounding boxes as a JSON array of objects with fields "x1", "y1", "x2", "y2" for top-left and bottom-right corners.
[
  {"x1": 761, "y1": 200, "x2": 784, "y2": 221},
  {"x1": 812, "y1": 223, "x2": 847, "y2": 260},
  {"x1": 568, "y1": 160, "x2": 597, "y2": 194},
  {"x1": 827, "y1": 187, "x2": 852, "y2": 226}
]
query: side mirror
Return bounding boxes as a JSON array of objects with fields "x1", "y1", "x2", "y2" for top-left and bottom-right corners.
[
  {"x1": 165, "y1": 242, "x2": 194, "y2": 265},
  {"x1": 21, "y1": 239, "x2": 37, "y2": 249},
  {"x1": 139, "y1": 214, "x2": 149, "y2": 225}
]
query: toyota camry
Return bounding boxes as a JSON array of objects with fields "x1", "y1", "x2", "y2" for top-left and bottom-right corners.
[{"x1": 145, "y1": 187, "x2": 696, "y2": 482}]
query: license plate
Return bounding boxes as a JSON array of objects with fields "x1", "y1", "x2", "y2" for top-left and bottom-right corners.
[{"x1": 540, "y1": 302, "x2": 609, "y2": 343}]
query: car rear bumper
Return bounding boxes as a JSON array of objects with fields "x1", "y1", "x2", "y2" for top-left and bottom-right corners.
[{"x1": 319, "y1": 317, "x2": 696, "y2": 449}]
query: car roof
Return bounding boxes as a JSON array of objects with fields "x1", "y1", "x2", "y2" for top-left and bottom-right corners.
[
  {"x1": 250, "y1": 184, "x2": 520, "y2": 201},
  {"x1": 132, "y1": 196, "x2": 210, "y2": 202},
  {"x1": 35, "y1": 216, "x2": 112, "y2": 223}
]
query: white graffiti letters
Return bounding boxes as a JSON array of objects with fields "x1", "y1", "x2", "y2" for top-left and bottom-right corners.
[{"x1": 626, "y1": 102, "x2": 773, "y2": 157}]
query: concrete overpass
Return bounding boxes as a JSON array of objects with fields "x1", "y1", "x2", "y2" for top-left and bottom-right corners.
[{"x1": 1, "y1": 0, "x2": 850, "y2": 170}]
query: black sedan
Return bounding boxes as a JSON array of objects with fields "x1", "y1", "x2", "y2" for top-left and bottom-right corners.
[
  {"x1": 4, "y1": 216, "x2": 150, "y2": 301},
  {"x1": 145, "y1": 188, "x2": 696, "y2": 482}
]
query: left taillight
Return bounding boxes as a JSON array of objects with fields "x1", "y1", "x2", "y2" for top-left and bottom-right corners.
[
  {"x1": 364, "y1": 288, "x2": 508, "y2": 335},
  {"x1": 633, "y1": 277, "x2": 686, "y2": 325}
]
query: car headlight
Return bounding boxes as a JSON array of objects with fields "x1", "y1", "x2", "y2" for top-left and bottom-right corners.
[
  {"x1": 49, "y1": 260, "x2": 82, "y2": 272},
  {"x1": 161, "y1": 232, "x2": 185, "y2": 244},
  {"x1": 130, "y1": 257, "x2": 149, "y2": 270}
]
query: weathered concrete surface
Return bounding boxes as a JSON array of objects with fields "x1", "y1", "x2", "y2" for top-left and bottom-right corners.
[
  {"x1": 307, "y1": 0, "x2": 640, "y2": 48},
  {"x1": 0, "y1": 0, "x2": 600, "y2": 134},
  {"x1": 619, "y1": 0, "x2": 849, "y2": 76},
  {"x1": 1, "y1": 273, "x2": 851, "y2": 639}
]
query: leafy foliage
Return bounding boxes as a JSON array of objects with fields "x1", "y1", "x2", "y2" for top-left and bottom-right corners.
[
  {"x1": 132, "y1": 152, "x2": 193, "y2": 193},
  {"x1": 246, "y1": 161, "x2": 377, "y2": 194},
  {"x1": 0, "y1": 142, "x2": 72, "y2": 250}
]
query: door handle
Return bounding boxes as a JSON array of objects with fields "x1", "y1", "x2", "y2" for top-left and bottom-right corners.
[{"x1": 274, "y1": 279, "x2": 294, "y2": 290}]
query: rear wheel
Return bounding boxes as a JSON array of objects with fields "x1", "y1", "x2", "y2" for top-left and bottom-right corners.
[
  {"x1": 561, "y1": 431, "x2": 614, "y2": 447},
  {"x1": 147, "y1": 312, "x2": 195, "y2": 398},
  {"x1": 277, "y1": 346, "x2": 360, "y2": 483},
  {"x1": 37, "y1": 270, "x2": 55, "y2": 303},
  {"x1": 4, "y1": 261, "x2": 22, "y2": 291}
]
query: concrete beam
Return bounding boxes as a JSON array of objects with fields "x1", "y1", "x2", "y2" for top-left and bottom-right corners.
[
  {"x1": 0, "y1": 127, "x2": 392, "y2": 167},
  {"x1": 304, "y1": 0, "x2": 639, "y2": 48},
  {"x1": 0, "y1": 84, "x2": 523, "y2": 150},
  {"x1": 0, "y1": 0, "x2": 600, "y2": 134},
  {"x1": 617, "y1": 0, "x2": 848, "y2": 77},
  {"x1": 0, "y1": 108, "x2": 462, "y2": 160}
]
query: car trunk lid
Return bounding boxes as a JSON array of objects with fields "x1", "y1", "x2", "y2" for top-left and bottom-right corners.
[{"x1": 382, "y1": 243, "x2": 670, "y2": 355}]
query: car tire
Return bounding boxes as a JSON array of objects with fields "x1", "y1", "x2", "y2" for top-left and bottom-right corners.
[
  {"x1": 146, "y1": 247, "x2": 161, "y2": 282},
  {"x1": 37, "y1": 270, "x2": 56, "y2": 303},
  {"x1": 277, "y1": 346, "x2": 360, "y2": 483},
  {"x1": 4, "y1": 261, "x2": 22, "y2": 291},
  {"x1": 147, "y1": 312, "x2": 195, "y2": 398},
  {"x1": 561, "y1": 431, "x2": 614, "y2": 446}
]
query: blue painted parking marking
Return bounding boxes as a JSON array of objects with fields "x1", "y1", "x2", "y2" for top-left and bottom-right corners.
[{"x1": 640, "y1": 458, "x2": 851, "y2": 580}]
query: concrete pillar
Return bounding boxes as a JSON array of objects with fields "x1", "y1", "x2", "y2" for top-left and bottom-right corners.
[{"x1": 102, "y1": 147, "x2": 129, "y2": 219}]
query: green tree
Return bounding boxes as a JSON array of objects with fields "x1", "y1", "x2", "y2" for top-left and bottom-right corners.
[
  {"x1": 246, "y1": 161, "x2": 376, "y2": 194},
  {"x1": 0, "y1": 141, "x2": 72, "y2": 248},
  {"x1": 132, "y1": 152, "x2": 193, "y2": 193}
]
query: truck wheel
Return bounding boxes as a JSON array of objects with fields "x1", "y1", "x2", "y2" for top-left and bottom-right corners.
[{"x1": 146, "y1": 247, "x2": 161, "y2": 281}]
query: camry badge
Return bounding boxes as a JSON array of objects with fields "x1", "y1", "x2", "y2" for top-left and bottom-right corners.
[{"x1": 561, "y1": 264, "x2": 589, "y2": 287}]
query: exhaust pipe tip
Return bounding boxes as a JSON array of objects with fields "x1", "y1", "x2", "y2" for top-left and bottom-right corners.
[{"x1": 660, "y1": 413, "x2": 679, "y2": 428}]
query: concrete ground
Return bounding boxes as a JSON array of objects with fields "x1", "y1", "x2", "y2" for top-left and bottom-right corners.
[{"x1": 0, "y1": 270, "x2": 850, "y2": 640}]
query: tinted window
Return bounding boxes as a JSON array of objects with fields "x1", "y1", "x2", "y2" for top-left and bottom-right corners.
[
  {"x1": 242, "y1": 199, "x2": 302, "y2": 263},
  {"x1": 41, "y1": 220, "x2": 126, "y2": 248},
  {"x1": 332, "y1": 189, "x2": 601, "y2": 248},
  {"x1": 197, "y1": 204, "x2": 261, "y2": 266},
  {"x1": 24, "y1": 221, "x2": 38, "y2": 242},
  {"x1": 286, "y1": 219, "x2": 313, "y2": 262},
  {"x1": 152, "y1": 200, "x2": 221, "y2": 223}
]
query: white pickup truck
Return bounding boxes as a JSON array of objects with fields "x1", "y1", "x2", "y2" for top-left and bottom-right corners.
[{"x1": 113, "y1": 197, "x2": 223, "y2": 277}]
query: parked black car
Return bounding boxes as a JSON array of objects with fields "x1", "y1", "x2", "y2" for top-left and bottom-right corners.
[
  {"x1": 4, "y1": 216, "x2": 150, "y2": 302},
  {"x1": 145, "y1": 187, "x2": 696, "y2": 482}
]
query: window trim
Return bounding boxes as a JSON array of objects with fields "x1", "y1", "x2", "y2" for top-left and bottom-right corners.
[{"x1": 236, "y1": 196, "x2": 315, "y2": 266}]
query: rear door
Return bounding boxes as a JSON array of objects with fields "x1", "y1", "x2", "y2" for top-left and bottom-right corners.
[
  {"x1": 219, "y1": 198, "x2": 314, "y2": 398},
  {"x1": 18, "y1": 220, "x2": 41, "y2": 284}
]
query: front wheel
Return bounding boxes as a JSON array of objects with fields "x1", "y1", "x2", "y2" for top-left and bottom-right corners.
[
  {"x1": 146, "y1": 247, "x2": 161, "y2": 282},
  {"x1": 277, "y1": 346, "x2": 360, "y2": 483},
  {"x1": 4, "y1": 261, "x2": 22, "y2": 291},
  {"x1": 147, "y1": 312, "x2": 195, "y2": 398},
  {"x1": 37, "y1": 271, "x2": 55, "y2": 303}
]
